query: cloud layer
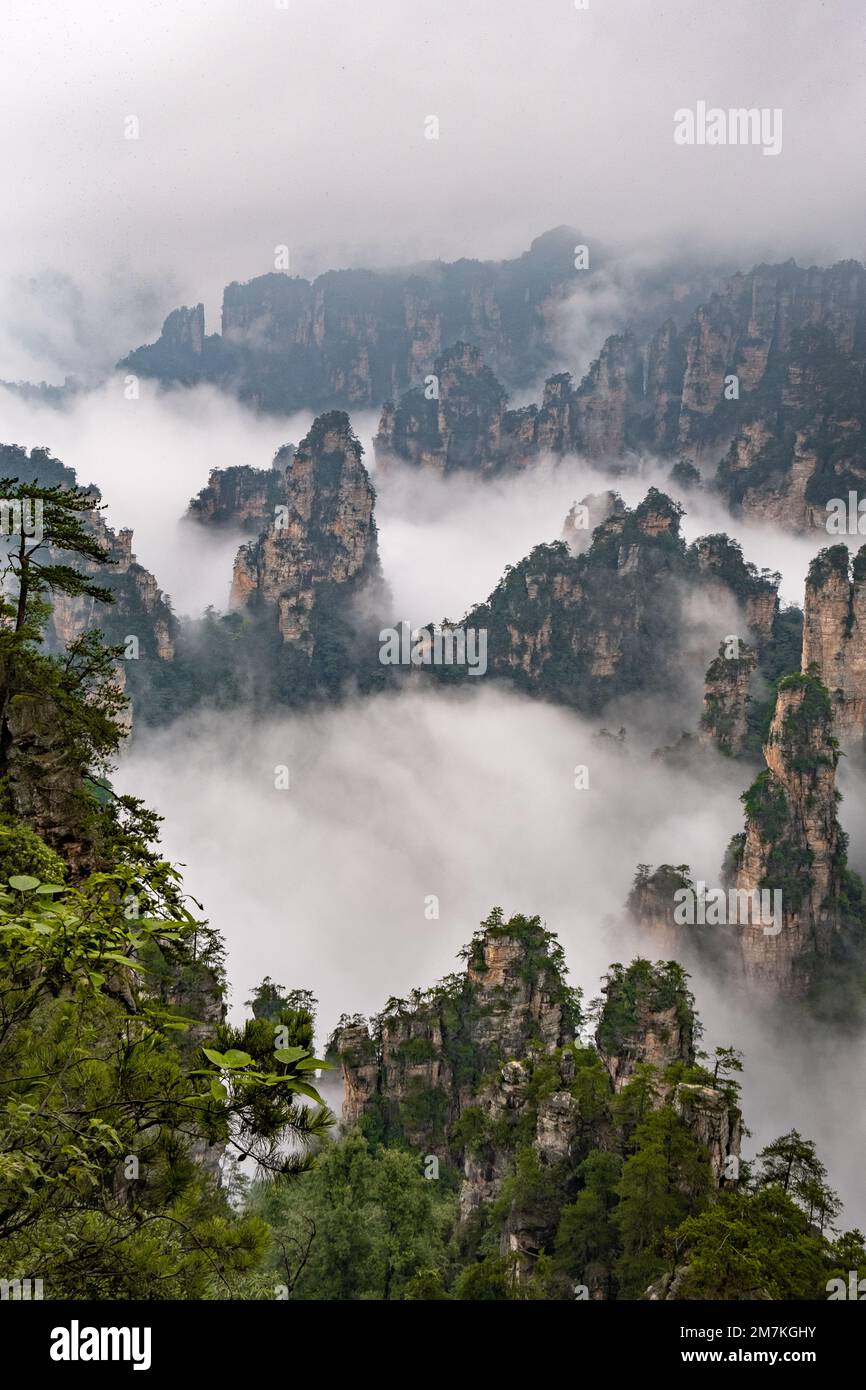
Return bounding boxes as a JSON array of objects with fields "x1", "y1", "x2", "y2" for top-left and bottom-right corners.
[
  {"x1": 117, "y1": 685, "x2": 866, "y2": 1225},
  {"x1": 2, "y1": 0, "x2": 864, "y2": 380}
]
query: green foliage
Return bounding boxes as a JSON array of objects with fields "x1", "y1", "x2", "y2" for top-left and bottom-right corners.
[
  {"x1": 555, "y1": 1151, "x2": 622, "y2": 1287},
  {"x1": 612, "y1": 1104, "x2": 712, "y2": 1296},
  {"x1": 754, "y1": 1130, "x2": 841, "y2": 1232},
  {"x1": 0, "y1": 816, "x2": 66, "y2": 883},
  {"x1": 0, "y1": 476, "x2": 116, "y2": 636},
  {"x1": 670, "y1": 1188, "x2": 832, "y2": 1300},
  {"x1": 0, "y1": 863, "x2": 265, "y2": 1296},
  {"x1": 596, "y1": 958, "x2": 697, "y2": 1062},
  {"x1": 247, "y1": 1129, "x2": 456, "y2": 1299}
]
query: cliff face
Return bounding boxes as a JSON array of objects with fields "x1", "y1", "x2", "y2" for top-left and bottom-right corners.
[
  {"x1": 724, "y1": 677, "x2": 843, "y2": 994},
  {"x1": 229, "y1": 412, "x2": 381, "y2": 652},
  {"x1": 710, "y1": 262, "x2": 866, "y2": 527},
  {"x1": 571, "y1": 333, "x2": 645, "y2": 458},
  {"x1": 121, "y1": 228, "x2": 583, "y2": 412},
  {"x1": 48, "y1": 514, "x2": 176, "y2": 662},
  {"x1": 0, "y1": 443, "x2": 176, "y2": 681},
  {"x1": 637, "y1": 677, "x2": 857, "y2": 999},
  {"x1": 186, "y1": 450, "x2": 294, "y2": 533},
  {"x1": 374, "y1": 261, "x2": 866, "y2": 531},
  {"x1": 374, "y1": 342, "x2": 514, "y2": 475},
  {"x1": 802, "y1": 545, "x2": 866, "y2": 742},
  {"x1": 0, "y1": 675, "x2": 98, "y2": 876},
  {"x1": 686, "y1": 534, "x2": 780, "y2": 648},
  {"x1": 375, "y1": 333, "x2": 645, "y2": 473},
  {"x1": 699, "y1": 639, "x2": 757, "y2": 756},
  {"x1": 450, "y1": 490, "x2": 775, "y2": 714},
  {"x1": 331, "y1": 916, "x2": 741, "y2": 1278}
]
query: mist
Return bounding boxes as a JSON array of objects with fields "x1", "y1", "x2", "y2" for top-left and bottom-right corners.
[
  {"x1": 0, "y1": 377, "x2": 313, "y2": 615},
  {"x1": 2, "y1": 0, "x2": 865, "y2": 383},
  {"x1": 116, "y1": 683, "x2": 866, "y2": 1226},
  {"x1": 0, "y1": 369, "x2": 833, "y2": 630}
]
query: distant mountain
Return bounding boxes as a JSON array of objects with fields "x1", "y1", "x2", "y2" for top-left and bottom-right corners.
[{"x1": 119, "y1": 227, "x2": 589, "y2": 411}]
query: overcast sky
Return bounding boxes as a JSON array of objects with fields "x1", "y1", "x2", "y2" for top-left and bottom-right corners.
[{"x1": 1, "y1": 0, "x2": 864, "y2": 381}]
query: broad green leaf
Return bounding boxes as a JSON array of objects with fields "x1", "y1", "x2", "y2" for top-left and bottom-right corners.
[
  {"x1": 284, "y1": 1078, "x2": 325, "y2": 1104},
  {"x1": 8, "y1": 876, "x2": 40, "y2": 892},
  {"x1": 210, "y1": 1078, "x2": 228, "y2": 1102},
  {"x1": 202, "y1": 1048, "x2": 228, "y2": 1066},
  {"x1": 274, "y1": 1046, "x2": 308, "y2": 1064},
  {"x1": 221, "y1": 1049, "x2": 253, "y2": 1069}
]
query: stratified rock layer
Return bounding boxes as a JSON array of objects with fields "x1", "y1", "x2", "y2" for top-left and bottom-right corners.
[
  {"x1": 725, "y1": 676, "x2": 843, "y2": 994},
  {"x1": 230, "y1": 412, "x2": 380, "y2": 652},
  {"x1": 802, "y1": 544, "x2": 866, "y2": 741}
]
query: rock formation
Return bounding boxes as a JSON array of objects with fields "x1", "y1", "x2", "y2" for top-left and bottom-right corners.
[
  {"x1": 121, "y1": 228, "x2": 584, "y2": 412},
  {"x1": 229, "y1": 411, "x2": 382, "y2": 653},
  {"x1": 448, "y1": 489, "x2": 779, "y2": 715},
  {"x1": 0, "y1": 670, "x2": 99, "y2": 876},
  {"x1": 635, "y1": 672, "x2": 865, "y2": 1000},
  {"x1": 0, "y1": 444, "x2": 176, "y2": 723},
  {"x1": 687, "y1": 534, "x2": 780, "y2": 648},
  {"x1": 626, "y1": 865, "x2": 696, "y2": 961},
  {"x1": 723, "y1": 674, "x2": 846, "y2": 994},
  {"x1": 374, "y1": 342, "x2": 515, "y2": 476},
  {"x1": 330, "y1": 912, "x2": 741, "y2": 1282},
  {"x1": 801, "y1": 544, "x2": 866, "y2": 742},
  {"x1": 373, "y1": 260, "x2": 866, "y2": 537},
  {"x1": 48, "y1": 513, "x2": 176, "y2": 661},
  {"x1": 186, "y1": 447, "x2": 294, "y2": 533},
  {"x1": 699, "y1": 638, "x2": 757, "y2": 756}
]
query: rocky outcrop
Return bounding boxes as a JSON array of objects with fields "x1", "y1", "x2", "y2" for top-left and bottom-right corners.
[
  {"x1": 229, "y1": 411, "x2": 381, "y2": 652},
  {"x1": 686, "y1": 534, "x2": 780, "y2": 648},
  {"x1": 699, "y1": 639, "x2": 757, "y2": 756},
  {"x1": 626, "y1": 865, "x2": 696, "y2": 960},
  {"x1": 121, "y1": 228, "x2": 584, "y2": 412},
  {"x1": 636, "y1": 675, "x2": 861, "y2": 999},
  {"x1": 374, "y1": 260, "x2": 866, "y2": 534},
  {"x1": 456, "y1": 489, "x2": 686, "y2": 709},
  {"x1": 0, "y1": 678, "x2": 99, "y2": 876},
  {"x1": 561, "y1": 491, "x2": 625, "y2": 554},
  {"x1": 48, "y1": 513, "x2": 176, "y2": 661},
  {"x1": 186, "y1": 448, "x2": 294, "y2": 533},
  {"x1": 724, "y1": 674, "x2": 844, "y2": 994},
  {"x1": 707, "y1": 262, "x2": 866, "y2": 526},
  {"x1": 375, "y1": 333, "x2": 645, "y2": 473},
  {"x1": 433, "y1": 490, "x2": 789, "y2": 715},
  {"x1": 801, "y1": 545, "x2": 866, "y2": 741},
  {"x1": 0, "y1": 443, "x2": 176, "y2": 675},
  {"x1": 594, "y1": 959, "x2": 696, "y2": 1093},
  {"x1": 674, "y1": 1083, "x2": 743, "y2": 1191},
  {"x1": 570, "y1": 332, "x2": 644, "y2": 458},
  {"x1": 374, "y1": 343, "x2": 513, "y2": 476},
  {"x1": 330, "y1": 914, "x2": 741, "y2": 1279}
]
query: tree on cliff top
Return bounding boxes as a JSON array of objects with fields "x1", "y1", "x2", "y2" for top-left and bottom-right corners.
[{"x1": 0, "y1": 476, "x2": 114, "y2": 636}]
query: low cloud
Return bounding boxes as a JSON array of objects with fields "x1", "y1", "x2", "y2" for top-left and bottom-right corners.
[{"x1": 117, "y1": 684, "x2": 866, "y2": 1225}]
